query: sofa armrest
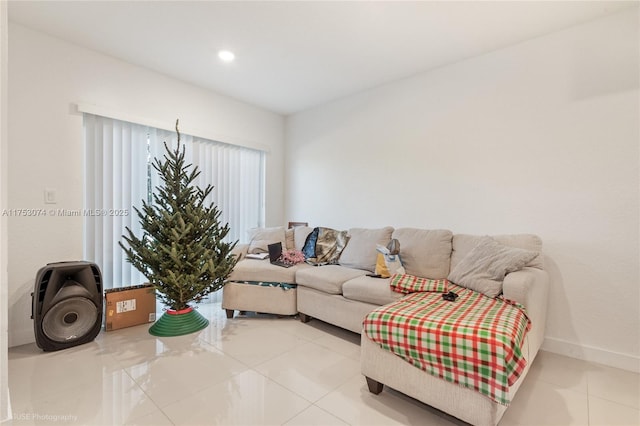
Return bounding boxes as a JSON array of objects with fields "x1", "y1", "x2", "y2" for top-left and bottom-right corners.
[
  {"x1": 502, "y1": 267, "x2": 549, "y2": 357},
  {"x1": 231, "y1": 243, "x2": 249, "y2": 261}
]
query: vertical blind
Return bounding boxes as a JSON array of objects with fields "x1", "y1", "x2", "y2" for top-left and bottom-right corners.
[{"x1": 84, "y1": 114, "x2": 265, "y2": 291}]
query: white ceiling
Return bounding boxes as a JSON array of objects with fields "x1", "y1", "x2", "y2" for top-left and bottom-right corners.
[{"x1": 8, "y1": 1, "x2": 636, "y2": 115}]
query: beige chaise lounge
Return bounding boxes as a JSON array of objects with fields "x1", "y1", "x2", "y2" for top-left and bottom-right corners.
[
  {"x1": 361, "y1": 266, "x2": 549, "y2": 426},
  {"x1": 224, "y1": 226, "x2": 549, "y2": 426}
]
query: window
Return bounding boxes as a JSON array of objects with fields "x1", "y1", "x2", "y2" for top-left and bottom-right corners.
[{"x1": 83, "y1": 114, "x2": 265, "y2": 291}]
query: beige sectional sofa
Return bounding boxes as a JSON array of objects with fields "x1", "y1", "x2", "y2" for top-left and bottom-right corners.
[{"x1": 223, "y1": 225, "x2": 549, "y2": 426}]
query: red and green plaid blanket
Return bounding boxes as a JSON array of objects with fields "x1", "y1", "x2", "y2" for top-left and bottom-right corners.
[
  {"x1": 390, "y1": 273, "x2": 449, "y2": 294},
  {"x1": 363, "y1": 283, "x2": 531, "y2": 405}
]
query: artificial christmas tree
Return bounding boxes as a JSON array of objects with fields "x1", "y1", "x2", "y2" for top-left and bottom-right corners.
[{"x1": 120, "y1": 120, "x2": 237, "y2": 336}]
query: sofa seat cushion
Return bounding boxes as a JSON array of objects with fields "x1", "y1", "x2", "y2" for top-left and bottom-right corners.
[
  {"x1": 392, "y1": 228, "x2": 453, "y2": 279},
  {"x1": 342, "y1": 276, "x2": 404, "y2": 306},
  {"x1": 229, "y1": 259, "x2": 311, "y2": 284},
  {"x1": 295, "y1": 265, "x2": 367, "y2": 294}
]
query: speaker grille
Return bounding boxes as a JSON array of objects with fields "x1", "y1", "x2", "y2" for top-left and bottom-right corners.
[
  {"x1": 42, "y1": 297, "x2": 99, "y2": 343},
  {"x1": 33, "y1": 261, "x2": 103, "y2": 351}
]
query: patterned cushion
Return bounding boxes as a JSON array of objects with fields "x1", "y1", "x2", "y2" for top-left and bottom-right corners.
[
  {"x1": 302, "y1": 227, "x2": 319, "y2": 258},
  {"x1": 375, "y1": 252, "x2": 404, "y2": 278},
  {"x1": 313, "y1": 227, "x2": 349, "y2": 265}
]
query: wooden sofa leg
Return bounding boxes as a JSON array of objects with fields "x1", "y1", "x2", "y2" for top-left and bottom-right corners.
[
  {"x1": 225, "y1": 309, "x2": 234, "y2": 319},
  {"x1": 366, "y1": 377, "x2": 384, "y2": 394},
  {"x1": 299, "y1": 312, "x2": 311, "y2": 323}
]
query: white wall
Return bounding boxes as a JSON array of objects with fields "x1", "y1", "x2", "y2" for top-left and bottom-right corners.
[
  {"x1": 286, "y1": 9, "x2": 639, "y2": 371},
  {"x1": 7, "y1": 23, "x2": 285, "y2": 347},
  {"x1": 1, "y1": 1, "x2": 10, "y2": 422}
]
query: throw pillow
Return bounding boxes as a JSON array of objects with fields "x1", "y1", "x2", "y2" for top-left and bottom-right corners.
[
  {"x1": 374, "y1": 242, "x2": 404, "y2": 278},
  {"x1": 451, "y1": 234, "x2": 543, "y2": 271},
  {"x1": 375, "y1": 254, "x2": 389, "y2": 276},
  {"x1": 447, "y1": 236, "x2": 539, "y2": 298},
  {"x1": 313, "y1": 227, "x2": 349, "y2": 265},
  {"x1": 390, "y1": 273, "x2": 449, "y2": 294},
  {"x1": 302, "y1": 227, "x2": 319, "y2": 259},
  {"x1": 247, "y1": 226, "x2": 286, "y2": 254}
]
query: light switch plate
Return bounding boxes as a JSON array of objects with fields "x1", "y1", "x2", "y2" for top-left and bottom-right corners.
[{"x1": 44, "y1": 189, "x2": 57, "y2": 204}]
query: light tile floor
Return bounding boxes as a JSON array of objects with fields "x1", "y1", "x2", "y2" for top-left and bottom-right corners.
[{"x1": 6, "y1": 302, "x2": 640, "y2": 426}]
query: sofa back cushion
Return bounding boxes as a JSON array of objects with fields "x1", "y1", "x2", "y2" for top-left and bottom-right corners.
[
  {"x1": 285, "y1": 228, "x2": 295, "y2": 250},
  {"x1": 339, "y1": 227, "x2": 394, "y2": 272},
  {"x1": 247, "y1": 226, "x2": 286, "y2": 254},
  {"x1": 293, "y1": 226, "x2": 314, "y2": 251},
  {"x1": 391, "y1": 228, "x2": 453, "y2": 279},
  {"x1": 451, "y1": 234, "x2": 543, "y2": 271}
]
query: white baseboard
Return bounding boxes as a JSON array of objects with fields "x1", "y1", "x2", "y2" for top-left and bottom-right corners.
[
  {"x1": 0, "y1": 390, "x2": 11, "y2": 423},
  {"x1": 542, "y1": 337, "x2": 640, "y2": 373},
  {"x1": 8, "y1": 329, "x2": 34, "y2": 348}
]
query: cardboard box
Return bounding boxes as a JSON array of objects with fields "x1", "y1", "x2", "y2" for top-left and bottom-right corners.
[{"x1": 104, "y1": 284, "x2": 156, "y2": 331}]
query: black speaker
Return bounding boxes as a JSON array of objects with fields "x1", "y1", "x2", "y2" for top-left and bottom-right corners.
[{"x1": 31, "y1": 261, "x2": 103, "y2": 351}]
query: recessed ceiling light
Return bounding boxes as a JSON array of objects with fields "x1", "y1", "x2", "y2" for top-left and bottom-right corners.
[{"x1": 218, "y1": 50, "x2": 235, "y2": 62}]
